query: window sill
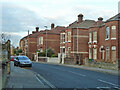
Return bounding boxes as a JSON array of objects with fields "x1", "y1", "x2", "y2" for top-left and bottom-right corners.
[
  {"x1": 88, "y1": 42, "x2": 92, "y2": 44},
  {"x1": 105, "y1": 38, "x2": 109, "y2": 41},
  {"x1": 111, "y1": 38, "x2": 116, "y2": 40},
  {"x1": 93, "y1": 41, "x2": 97, "y2": 43}
]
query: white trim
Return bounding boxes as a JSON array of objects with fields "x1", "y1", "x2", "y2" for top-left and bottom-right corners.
[
  {"x1": 60, "y1": 46, "x2": 65, "y2": 48},
  {"x1": 71, "y1": 51, "x2": 88, "y2": 54},
  {"x1": 105, "y1": 38, "x2": 109, "y2": 41},
  {"x1": 93, "y1": 41, "x2": 97, "y2": 43},
  {"x1": 111, "y1": 38, "x2": 116, "y2": 40}
]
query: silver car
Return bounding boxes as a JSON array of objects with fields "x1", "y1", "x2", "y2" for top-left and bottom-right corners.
[{"x1": 14, "y1": 56, "x2": 32, "y2": 67}]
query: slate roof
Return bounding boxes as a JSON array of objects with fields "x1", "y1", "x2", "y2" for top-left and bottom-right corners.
[
  {"x1": 68, "y1": 20, "x2": 96, "y2": 29},
  {"x1": 106, "y1": 13, "x2": 120, "y2": 22}
]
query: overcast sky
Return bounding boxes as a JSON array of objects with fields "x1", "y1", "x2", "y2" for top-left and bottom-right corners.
[{"x1": 1, "y1": 0, "x2": 120, "y2": 47}]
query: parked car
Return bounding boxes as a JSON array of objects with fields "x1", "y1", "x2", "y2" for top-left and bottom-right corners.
[
  {"x1": 14, "y1": 56, "x2": 32, "y2": 67},
  {"x1": 10, "y1": 56, "x2": 16, "y2": 61}
]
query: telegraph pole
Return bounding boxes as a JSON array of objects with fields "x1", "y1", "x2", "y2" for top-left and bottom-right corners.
[
  {"x1": 44, "y1": 26, "x2": 48, "y2": 59},
  {"x1": 28, "y1": 30, "x2": 29, "y2": 57}
]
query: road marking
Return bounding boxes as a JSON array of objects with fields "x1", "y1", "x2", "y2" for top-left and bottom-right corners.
[
  {"x1": 98, "y1": 79, "x2": 120, "y2": 89},
  {"x1": 37, "y1": 74, "x2": 56, "y2": 88},
  {"x1": 68, "y1": 71, "x2": 86, "y2": 77},
  {"x1": 35, "y1": 75, "x2": 45, "y2": 86},
  {"x1": 51, "y1": 67, "x2": 86, "y2": 77}
]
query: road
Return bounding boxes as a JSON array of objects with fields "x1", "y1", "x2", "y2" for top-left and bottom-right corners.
[{"x1": 30, "y1": 62, "x2": 120, "y2": 89}]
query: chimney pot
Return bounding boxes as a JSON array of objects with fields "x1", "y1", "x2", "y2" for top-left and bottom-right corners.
[
  {"x1": 98, "y1": 17, "x2": 103, "y2": 21},
  {"x1": 51, "y1": 23, "x2": 55, "y2": 29},
  {"x1": 78, "y1": 14, "x2": 83, "y2": 23},
  {"x1": 36, "y1": 27, "x2": 39, "y2": 32}
]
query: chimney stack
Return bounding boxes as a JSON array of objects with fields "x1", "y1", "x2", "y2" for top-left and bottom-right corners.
[
  {"x1": 98, "y1": 17, "x2": 103, "y2": 21},
  {"x1": 51, "y1": 23, "x2": 55, "y2": 29},
  {"x1": 36, "y1": 27, "x2": 39, "y2": 32},
  {"x1": 78, "y1": 14, "x2": 83, "y2": 23}
]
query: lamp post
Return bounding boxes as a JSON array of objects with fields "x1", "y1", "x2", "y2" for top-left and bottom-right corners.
[{"x1": 44, "y1": 26, "x2": 48, "y2": 59}]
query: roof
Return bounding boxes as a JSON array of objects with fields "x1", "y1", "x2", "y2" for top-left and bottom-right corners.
[
  {"x1": 106, "y1": 13, "x2": 120, "y2": 22},
  {"x1": 68, "y1": 20, "x2": 96, "y2": 29}
]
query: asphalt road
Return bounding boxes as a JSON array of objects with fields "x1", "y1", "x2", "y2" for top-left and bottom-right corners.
[{"x1": 30, "y1": 62, "x2": 120, "y2": 89}]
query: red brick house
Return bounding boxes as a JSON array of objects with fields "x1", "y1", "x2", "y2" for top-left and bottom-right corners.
[
  {"x1": 37, "y1": 24, "x2": 66, "y2": 55},
  {"x1": 19, "y1": 27, "x2": 40, "y2": 60},
  {"x1": 60, "y1": 14, "x2": 96, "y2": 64},
  {"x1": 88, "y1": 13, "x2": 120, "y2": 64}
]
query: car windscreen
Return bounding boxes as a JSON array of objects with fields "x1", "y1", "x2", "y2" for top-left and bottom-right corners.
[{"x1": 17, "y1": 57, "x2": 29, "y2": 60}]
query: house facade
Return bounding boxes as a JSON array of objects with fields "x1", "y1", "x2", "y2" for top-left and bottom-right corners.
[
  {"x1": 19, "y1": 27, "x2": 40, "y2": 60},
  {"x1": 88, "y1": 13, "x2": 120, "y2": 64},
  {"x1": 37, "y1": 24, "x2": 66, "y2": 56},
  {"x1": 60, "y1": 14, "x2": 96, "y2": 64}
]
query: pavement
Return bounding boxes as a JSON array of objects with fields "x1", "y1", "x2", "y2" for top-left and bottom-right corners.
[
  {"x1": 5, "y1": 62, "x2": 48, "y2": 88},
  {"x1": 39, "y1": 62, "x2": 119, "y2": 76}
]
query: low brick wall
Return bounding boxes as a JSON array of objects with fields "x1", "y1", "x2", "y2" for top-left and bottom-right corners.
[
  {"x1": 85, "y1": 60, "x2": 118, "y2": 70},
  {"x1": 64, "y1": 58, "x2": 75, "y2": 64},
  {"x1": 38, "y1": 58, "x2": 47, "y2": 62},
  {"x1": 48, "y1": 57, "x2": 59, "y2": 64}
]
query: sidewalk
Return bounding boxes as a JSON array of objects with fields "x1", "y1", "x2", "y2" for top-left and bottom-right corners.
[
  {"x1": 5, "y1": 62, "x2": 47, "y2": 88},
  {"x1": 39, "y1": 62, "x2": 119, "y2": 76}
]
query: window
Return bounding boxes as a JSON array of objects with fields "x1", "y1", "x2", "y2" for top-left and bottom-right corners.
[
  {"x1": 63, "y1": 34, "x2": 65, "y2": 43},
  {"x1": 111, "y1": 46, "x2": 116, "y2": 62},
  {"x1": 68, "y1": 47, "x2": 71, "y2": 56},
  {"x1": 106, "y1": 27, "x2": 110, "y2": 40},
  {"x1": 39, "y1": 37, "x2": 43, "y2": 45},
  {"x1": 65, "y1": 32, "x2": 67, "y2": 42},
  {"x1": 93, "y1": 48, "x2": 97, "y2": 59},
  {"x1": 26, "y1": 40, "x2": 28, "y2": 45},
  {"x1": 111, "y1": 26, "x2": 116, "y2": 39},
  {"x1": 40, "y1": 48, "x2": 43, "y2": 52},
  {"x1": 63, "y1": 48, "x2": 65, "y2": 53},
  {"x1": 89, "y1": 32, "x2": 92, "y2": 42},
  {"x1": 93, "y1": 31, "x2": 97, "y2": 42},
  {"x1": 60, "y1": 33, "x2": 63, "y2": 43},
  {"x1": 68, "y1": 32, "x2": 71, "y2": 42},
  {"x1": 21, "y1": 41, "x2": 23, "y2": 47},
  {"x1": 106, "y1": 47, "x2": 110, "y2": 61},
  {"x1": 89, "y1": 48, "x2": 92, "y2": 59},
  {"x1": 60, "y1": 33, "x2": 65, "y2": 43}
]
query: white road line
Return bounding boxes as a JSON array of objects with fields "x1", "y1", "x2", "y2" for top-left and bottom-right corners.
[
  {"x1": 35, "y1": 75, "x2": 45, "y2": 86},
  {"x1": 51, "y1": 67, "x2": 86, "y2": 77},
  {"x1": 37, "y1": 74, "x2": 56, "y2": 88},
  {"x1": 98, "y1": 79, "x2": 120, "y2": 89},
  {"x1": 68, "y1": 71, "x2": 86, "y2": 77}
]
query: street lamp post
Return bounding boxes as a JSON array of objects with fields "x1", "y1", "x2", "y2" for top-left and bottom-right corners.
[{"x1": 44, "y1": 26, "x2": 48, "y2": 60}]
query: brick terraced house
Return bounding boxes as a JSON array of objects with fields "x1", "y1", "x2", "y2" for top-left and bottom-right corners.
[
  {"x1": 19, "y1": 27, "x2": 40, "y2": 60},
  {"x1": 88, "y1": 13, "x2": 120, "y2": 64},
  {"x1": 60, "y1": 14, "x2": 96, "y2": 64},
  {"x1": 37, "y1": 24, "x2": 66, "y2": 55}
]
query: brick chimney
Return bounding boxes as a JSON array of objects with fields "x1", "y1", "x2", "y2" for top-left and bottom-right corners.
[
  {"x1": 36, "y1": 27, "x2": 39, "y2": 32},
  {"x1": 78, "y1": 14, "x2": 83, "y2": 23},
  {"x1": 51, "y1": 23, "x2": 55, "y2": 29},
  {"x1": 97, "y1": 17, "x2": 104, "y2": 26}
]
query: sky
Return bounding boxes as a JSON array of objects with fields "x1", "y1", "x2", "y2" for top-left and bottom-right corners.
[{"x1": 0, "y1": 0, "x2": 120, "y2": 47}]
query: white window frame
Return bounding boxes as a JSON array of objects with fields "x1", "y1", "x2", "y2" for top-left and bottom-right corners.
[
  {"x1": 93, "y1": 48, "x2": 97, "y2": 60},
  {"x1": 111, "y1": 26, "x2": 116, "y2": 40},
  {"x1": 105, "y1": 27, "x2": 110, "y2": 40},
  {"x1": 89, "y1": 32, "x2": 92, "y2": 43},
  {"x1": 93, "y1": 31, "x2": 97, "y2": 43},
  {"x1": 68, "y1": 32, "x2": 71, "y2": 42}
]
